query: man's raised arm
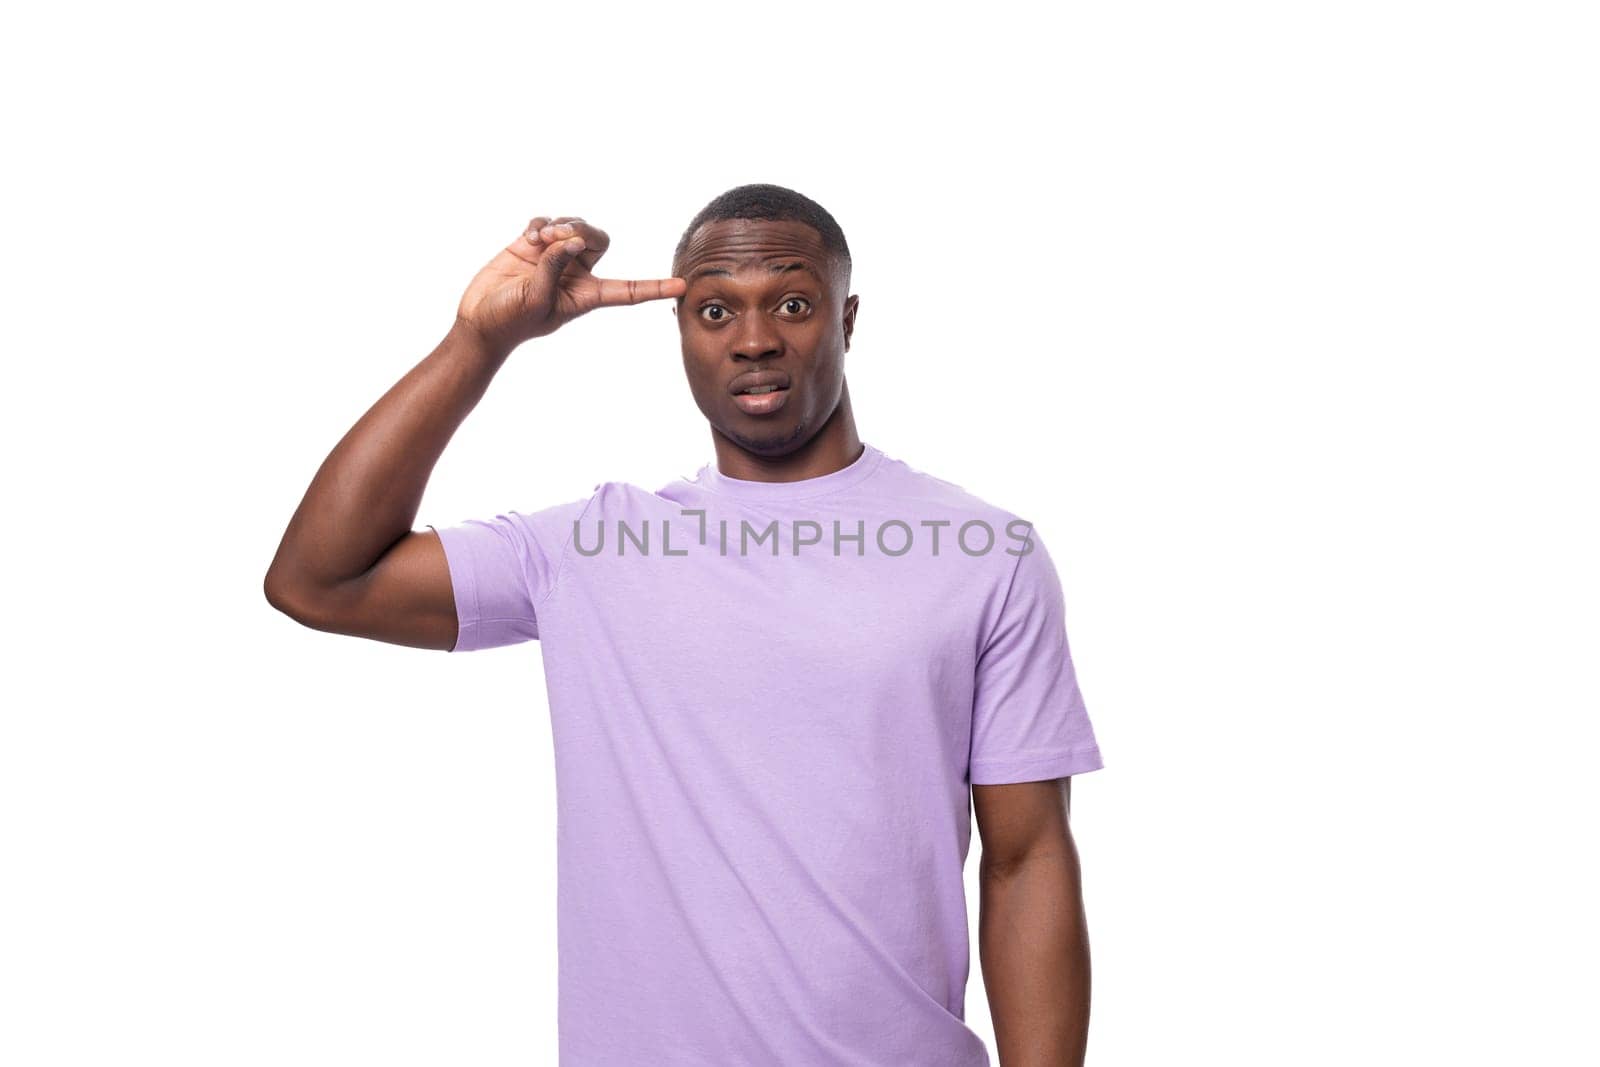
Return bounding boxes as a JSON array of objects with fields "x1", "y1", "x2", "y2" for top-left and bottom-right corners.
[{"x1": 262, "y1": 214, "x2": 685, "y2": 650}]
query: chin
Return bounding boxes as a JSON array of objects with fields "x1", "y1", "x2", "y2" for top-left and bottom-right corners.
[{"x1": 723, "y1": 419, "x2": 809, "y2": 456}]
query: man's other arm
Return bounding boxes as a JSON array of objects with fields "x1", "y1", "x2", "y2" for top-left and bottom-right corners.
[
  {"x1": 973, "y1": 776, "x2": 1092, "y2": 1066},
  {"x1": 262, "y1": 215, "x2": 685, "y2": 649}
]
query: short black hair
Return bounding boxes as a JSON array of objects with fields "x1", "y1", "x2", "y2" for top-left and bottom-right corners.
[{"x1": 672, "y1": 183, "x2": 851, "y2": 285}]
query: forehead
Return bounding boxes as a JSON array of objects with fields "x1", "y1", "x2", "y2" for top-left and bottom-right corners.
[{"x1": 680, "y1": 218, "x2": 833, "y2": 280}]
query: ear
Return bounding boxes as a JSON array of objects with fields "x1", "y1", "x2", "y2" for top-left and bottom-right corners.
[{"x1": 842, "y1": 294, "x2": 860, "y2": 352}]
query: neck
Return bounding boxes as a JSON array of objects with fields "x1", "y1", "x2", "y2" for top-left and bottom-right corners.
[{"x1": 710, "y1": 382, "x2": 862, "y2": 483}]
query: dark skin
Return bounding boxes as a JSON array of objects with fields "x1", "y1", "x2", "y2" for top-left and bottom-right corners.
[
  {"x1": 672, "y1": 217, "x2": 861, "y2": 481},
  {"x1": 263, "y1": 213, "x2": 1091, "y2": 1065},
  {"x1": 976, "y1": 776, "x2": 1092, "y2": 1067}
]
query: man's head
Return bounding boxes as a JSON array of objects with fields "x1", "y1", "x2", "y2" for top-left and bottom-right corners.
[{"x1": 672, "y1": 184, "x2": 858, "y2": 458}]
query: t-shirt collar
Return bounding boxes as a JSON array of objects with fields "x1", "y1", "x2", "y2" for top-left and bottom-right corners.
[{"x1": 695, "y1": 442, "x2": 885, "y2": 501}]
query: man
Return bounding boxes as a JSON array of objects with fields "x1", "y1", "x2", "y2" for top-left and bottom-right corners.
[{"x1": 264, "y1": 184, "x2": 1105, "y2": 1066}]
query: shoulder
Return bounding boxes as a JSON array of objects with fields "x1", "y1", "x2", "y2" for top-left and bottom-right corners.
[
  {"x1": 591, "y1": 476, "x2": 691, "y2": 509},
  {"x1": 873, "y1": 449, "x2": 1042, "y2": 547},
  {"x1": 570, "y1": 478, "x2": 722, "y2": 531}
]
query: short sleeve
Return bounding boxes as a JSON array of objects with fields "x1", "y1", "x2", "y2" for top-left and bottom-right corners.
[
  {"x1": 426, "y1": 493, "x2": 594, "y2": 652},
  {"x1": 968, "y1": 526, "x2": 1105, "y2": 784}
]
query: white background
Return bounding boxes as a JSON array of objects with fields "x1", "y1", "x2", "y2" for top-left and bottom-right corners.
[{"x1": 3, "y1": 2, "x2": 1595, "y2": 1064}]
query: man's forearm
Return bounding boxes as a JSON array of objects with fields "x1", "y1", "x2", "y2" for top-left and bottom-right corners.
[
  {"x1": 978, "y1": 847, "x2": 1092, "y2": 1066},
  {"x1": 265, "y1": 319, "x2": 510, "y2": 597}
]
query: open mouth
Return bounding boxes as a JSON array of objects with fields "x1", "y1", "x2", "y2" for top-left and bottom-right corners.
[
  {"x1": 729, "y1": 370, "x2": 792, "y2": 396},
  {"x1": 729, "y1": 372, "x2": 792, "y2": 415},
  {"x1": 732, "y1": 383, "x2": 793, "y2": 415}
]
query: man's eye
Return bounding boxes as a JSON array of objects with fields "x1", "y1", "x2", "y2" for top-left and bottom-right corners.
[
  {"x1": 700, "y1": 305, "x2": 729, "y2": 323},
  {"x1": 780, "y1": 298, "x2": 811, "y2": 316}
]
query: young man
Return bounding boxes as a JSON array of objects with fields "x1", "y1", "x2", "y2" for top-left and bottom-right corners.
[{"x1": 264, "y1": 184, "x2": 1105, "y2": 1066}]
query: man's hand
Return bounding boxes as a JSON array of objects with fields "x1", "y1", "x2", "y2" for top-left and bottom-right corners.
[
  {"x1": 456, "y1": 215, "x2": 687, "y2": 354},
  {"x1": 267, "y1": 211, "x2": 686, "y2": 650}
]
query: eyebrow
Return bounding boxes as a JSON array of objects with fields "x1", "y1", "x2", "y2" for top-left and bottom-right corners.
[{"x1": 690, "y1": 261, "x2": 816, "y2": 281}]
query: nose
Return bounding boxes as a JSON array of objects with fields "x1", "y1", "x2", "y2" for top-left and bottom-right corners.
[{"x1": 731, "y1": 312, "x2": 783, "y2": 362}]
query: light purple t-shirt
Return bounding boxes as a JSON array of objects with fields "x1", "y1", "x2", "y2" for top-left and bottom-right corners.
[{"x1": 428, "y1": 441, "x2": 1104, "y2": 1066}]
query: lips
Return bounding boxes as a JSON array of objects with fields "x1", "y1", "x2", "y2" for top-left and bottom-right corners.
[
  {"x1": 728, "y1": 369, "x2": 792, "y2": 416},
  {"x1": 728, "y1": 369, "x2": 792, "y2": 396}
]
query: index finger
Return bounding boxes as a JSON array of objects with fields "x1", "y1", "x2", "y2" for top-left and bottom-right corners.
[{"x1": 593, "y1": 276, "x2": 688, "y2": 306}]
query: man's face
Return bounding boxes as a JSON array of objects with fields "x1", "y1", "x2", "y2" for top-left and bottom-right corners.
[{"x1": 675, "y1": 218, "x2": 858, "y2": 456}]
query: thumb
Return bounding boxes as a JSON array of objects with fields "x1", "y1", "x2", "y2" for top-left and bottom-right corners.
[{"x1": 536, "y1": 236, "x2": 587, "y2": 294}]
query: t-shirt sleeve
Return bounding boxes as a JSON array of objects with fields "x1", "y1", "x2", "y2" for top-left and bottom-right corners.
[
  {"x1": 426, "y1": 493, "x2": 594, "y2": 652},
  {"x1": 968, "y1": 525, "x2": 1105, "y2": 784}
]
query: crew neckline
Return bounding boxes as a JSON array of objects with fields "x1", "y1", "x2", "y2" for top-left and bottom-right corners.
[{"x1": 693, "y1": 442, "x2": 885, "y2": 501}]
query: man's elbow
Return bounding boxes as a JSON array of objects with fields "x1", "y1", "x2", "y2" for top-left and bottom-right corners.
[
  {"x1": 980, "y1": 836, "x2": 1080, "y2": 886},
  {"x1": 263, "y1": 568, "x2": 321, "y2": 627}
]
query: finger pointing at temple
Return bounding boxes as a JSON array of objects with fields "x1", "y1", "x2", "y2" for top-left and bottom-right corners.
[{"x1": 592, "y1": 275, "x2": 688, "y2": 307}]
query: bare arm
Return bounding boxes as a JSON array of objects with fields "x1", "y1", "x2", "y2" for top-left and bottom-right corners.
[
  {"x1": 262, "y1": 215, "x2": 686, "y2": 649},
  {"x1": 973, "y1": 776, "x2": 1091, "y2": 1066},
  {"x1": 261, "y1": 319, "x2": 508, "y2": 649}
]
